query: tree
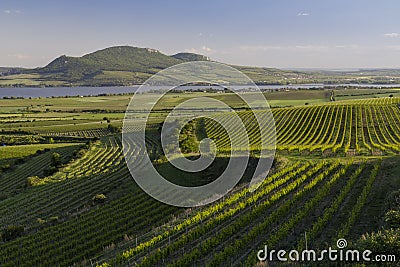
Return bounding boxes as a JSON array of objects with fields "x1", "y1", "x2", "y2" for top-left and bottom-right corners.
[
  {"x1": 51, "y1": 152, "x2": 62, "y2": 168},
  {"x1": 26, "y1": 176, "x2": 41, "y2": 187},
  {"x1": 385, "y1": 210, "x2": 400, "y2": 228},
  {"x1": 355, "y1": 229, "x2": 400, "y2": 256},
  {"x1": 107, "y1": 124, "x2": 120, "y2": 133}
]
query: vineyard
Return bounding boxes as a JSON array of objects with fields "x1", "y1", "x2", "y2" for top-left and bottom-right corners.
[
  {"x1": 93, "y1": 160, "x2": 385, "y2": 267},
  {"x1": 206, "y1": 97, "x2": 400, "y2": 155},
  {"x1": 0, "y1": 93, "x2": 399, "y2": 266}
]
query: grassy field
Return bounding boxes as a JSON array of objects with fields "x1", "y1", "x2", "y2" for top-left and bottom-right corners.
[
  {"x1": 0, "y1": 143, "x2": 81, "y2": 160},
  {"x1": 0, "y1": 89, "x2": 399, "y2": 267},
  {"x1": 0, "y1": 74, "x2": 66, "y2": 87}
]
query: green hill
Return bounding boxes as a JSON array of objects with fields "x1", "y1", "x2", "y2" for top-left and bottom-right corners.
[
  {"x1": 22, "y1": 46, "x2": 313, "y2": 86},
  {"x1": 1, "y1": 45, "x2": 400, "y2": 87},
  {"x1": 171, "y1": 52, "x2": 210, "y2": 62},
  {"x1": 30, "y1": 46, "x2": 206, "y2": 85}
]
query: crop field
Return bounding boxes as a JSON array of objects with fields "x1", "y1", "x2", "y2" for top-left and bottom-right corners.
[
  {"x1": 206, "y1": 97, "x2": 400, "y2": 155},
  {"x1": 0, "y1": 90, "x2": 399, "y2": 266}
]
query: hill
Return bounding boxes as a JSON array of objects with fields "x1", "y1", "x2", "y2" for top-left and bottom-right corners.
[
  {"x1": 28, "y1": 46, "x2": 203, "y2": 85},
  {"x1": 1, "y1": 45, "x2": 400, "y2": 87},
  {"x1": 31, "y1": 47, "x2": 317, "y2": 86},
  {"x1": 171, "y1": 52, "x2": 210, "y2": 62}
]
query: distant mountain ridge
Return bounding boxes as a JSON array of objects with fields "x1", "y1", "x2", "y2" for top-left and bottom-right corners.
[
  {"x1": 24, "y1": 46, "x2": 311, "y2": 86},
  {"x1": 1, "y1": 45, "x2": 400, "y2": 87},
  {"x1": 171, "y1": 52, "x2": 210, "y2": 62},
  {"x1": 27, "y1": 46, "x2": 210, "y2": 84}
]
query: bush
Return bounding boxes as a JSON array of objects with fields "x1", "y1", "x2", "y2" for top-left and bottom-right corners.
[
  {"x1": 385, "y1": 210, "x2": 400, "y2": 228},
  {"x1": 26, "y1": 176, "x2": 41, "y2": 187},
  {"x1": 43, "y1": 166, "x2": 58, "y2": 176},
  {"x1": 74, "y1": 149, "x2": 86, "y2": 158},
  {"x1": 385, "y1": 190, "x2": 400, "y2": 210},
  {"x1": 107, "y1": 124, "x2": 120, "y2": 133},
  {"x1": 355, "y1": 229, "x2": 400, "y2": 256},
  {"x1": 51, "y1": 152, "x2": 62, "y2": 168},
  {"x1": 37, "y1": 218, "x2": 47, "y2": 225},
  {"x1": 92, "y1": 194, "x2": 107, "y2": 204}
]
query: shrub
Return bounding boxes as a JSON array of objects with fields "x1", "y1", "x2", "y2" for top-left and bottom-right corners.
[
  {"x1": 43, "y1": 166, "x2": 58, "y2": 176},
  {"x1": 385, "y1": 210, "x2": 400, "y2": 228},
  {"x1": 51, "y1": 152, "x2": 62, "y2": 168},
  {"x1": 92, "y1": 194, "x2": 107, "y2": 204},
  {"x1": 26, "y1": 176, "x2": 41, "y2": 187},
  {"x1": 355, "y1": 229, "x2": 400, "y2": 256},
  {"x1": 107, "y1": 124, "x2": 120, "y2": 133},
  {"x1": 37, "y1": 218, "x2": 47, "y2": 225},
  {"x1": 74, "y1": 149, "x2": 86, "y2": 158}
]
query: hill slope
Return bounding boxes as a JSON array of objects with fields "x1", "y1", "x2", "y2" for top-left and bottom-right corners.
[
  {"x1": 31, "y1": 46, "x2": 207, "y2": 85},
  {"x1": 171, "y1": 52, "x2": 210, "y2": 62},
  {"x1": 20, "y1": 46, "x2": 313, "y2": 86},
  {"x1": 1, "y1": 45, "x2": 400, "y2": 87}
]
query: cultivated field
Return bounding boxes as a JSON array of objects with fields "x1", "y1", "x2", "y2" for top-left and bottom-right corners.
[{"x1": 0, "y1": 90, "x2": 399, "y2": 266}]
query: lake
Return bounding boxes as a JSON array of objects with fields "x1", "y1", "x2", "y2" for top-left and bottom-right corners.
[
  {"x1": 1, "y1": 84, "x2": 400, "y2": 98},
  {"x1": 0, "y1": 86, "x2": 138, "y2": 98}
]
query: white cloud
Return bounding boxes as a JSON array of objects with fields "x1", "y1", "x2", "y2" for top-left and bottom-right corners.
[
  {"x1": 197, "y1": 33, "x2": 214, "y2": 38},
  {"x1": 294, "y1": 45, "x2": 328, "y2": 51},
  {"x1": 384, "y1": 33, "x2": 399, "y2": 38},
  {"x1": 297, "y1": 12, "x2": 310, "y2": 16},
  {"x1": 186, "y1": 48, "x2": 198, "y2": 53},
  {"x1": 386, "y1": 45, "x2": 400, "y2": 51},
  {"x1": 241, "y1": 45, "x2": 328, "y2": 52},
  {"x1": 334, "y1": 44, "x2": 359, "y2": 49},
  {"x1": 201, "y1": 46, "x2": 212, "y2": 52},
  {"x1": 240, "y1": 45, "x2": 283, "y2": 51},
  {"x1": 186, "y1": 46, "x2": 215, "y2": 54},
  {"x1": 3, "y1": 10, "x2": 22, "y2": 15},
  {"x1": 240, "y1": 44, "x2": 362, "y2": 53}
]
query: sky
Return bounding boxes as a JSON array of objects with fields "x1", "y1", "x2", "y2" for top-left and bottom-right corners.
[{"x1": 1, "y1": 0, "x2": 400, "y2": 69}]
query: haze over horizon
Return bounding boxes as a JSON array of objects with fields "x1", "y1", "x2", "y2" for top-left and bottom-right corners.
[{"x1": 2, "y1": 0, "x2": 400, "y2": 69}]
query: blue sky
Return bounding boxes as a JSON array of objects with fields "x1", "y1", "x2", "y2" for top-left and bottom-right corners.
[{"x1": 1, "y1": 0, "x2": 400, "y2": 68}]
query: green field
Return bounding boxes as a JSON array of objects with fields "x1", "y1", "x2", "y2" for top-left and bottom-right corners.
[
  {"x1": 0, "y1": 90, "x2": 399, "y2": 266},
  {"x1": 0, "y1": 143, "x2": 81, "y2": 160}
]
